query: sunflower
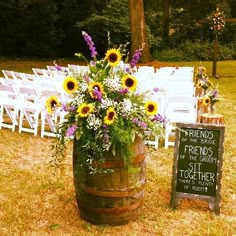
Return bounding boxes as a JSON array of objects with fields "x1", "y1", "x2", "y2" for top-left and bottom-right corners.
[
  {"x1": 88, "y1": 81, "x2": 104, "y2": 100},
  {"x1": 45, "y1": 96, "x2": 60, "y2": 113},
  {"x1": 203, "y1": 96, "x2": 211, "y2": 106},
  {"x1": 196, "y1": 81, "x2": 203, "y2": 89},
  {"x1": 77, "y1": 103, "x2": 94, "y2": 117},
  {"x1": 104, "y1": 107, "x2": 116, "y2": 125},
  {"x1": 105, "y1": 48, "x2": 122, "y2": 67},
  {"x1": 121, "y1": 75, "x2": 138, "y2": 92},
  {"x1": 144, "y1": 101, "x2": 158, "y2": 116},
  {"x1": 63, "y1": 76, "x2": 78, "y2": 94}
]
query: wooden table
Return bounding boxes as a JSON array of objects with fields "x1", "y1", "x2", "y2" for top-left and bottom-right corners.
[{"x1": 200, "y1": 113, "x2": 224, "y2": 125}]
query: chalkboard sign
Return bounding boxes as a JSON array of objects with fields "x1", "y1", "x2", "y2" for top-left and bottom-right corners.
[{"x1": 170, "y1": 123, "x2": 225, "y2": 215}]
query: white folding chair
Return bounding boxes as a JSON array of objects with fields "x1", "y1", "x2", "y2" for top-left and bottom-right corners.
[
  {"x1": 138, "y1": 65, "x2": 155, "y2": 74},
  {"x1": 47, "y1": 65, "x2": 69, "y2": 74},
  {"x1": 32, "y1": 68, "x2": 54, "y2": 78},
  {"x1": 164, "y1": 95, "x2": 197, "y2": 148},
  {"x1": 68, "y1": 64, "x2": 88, "y2": 75},
  {"x1": 0, "y1": 77, "x2": 15, "y2": 86},
  {"x1": 166, "y1": 80, "x2": 195, "y2": 97},
  {"x1": 143, "y1": 92, "x2": 165, "y2": 149},
  {"x1": 11, "y1": 72, "x2": 37, "y2": 90},
  {"x1": 20, "y1": 73, "x2": 37, "y2": 82},
  {"x1": 0, "y1": 83, "x2": 19, "y2": 131},
  {"x1": 2, "y1": 70, "x2": 15, "y2": 80},
  {"x1": 169, "y1": 66, "x2": 194, "y2": 82},
  {"x1": 16, "y1": 85, "x2": 42, "y2": 136}
]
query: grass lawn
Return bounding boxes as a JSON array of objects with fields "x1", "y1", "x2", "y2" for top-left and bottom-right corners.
[{"x1": 0, "y1": 60, "x2": 235, "y2": 235}]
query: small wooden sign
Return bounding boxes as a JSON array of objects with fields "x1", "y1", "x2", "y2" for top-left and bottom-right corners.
[{"x1": 170, "y1": 122, "x2": 225, "y2": 215}]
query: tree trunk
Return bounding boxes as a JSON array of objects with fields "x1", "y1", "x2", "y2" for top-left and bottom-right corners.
[{"x1": 128, "y1": 0, "x2": 151, "y2": 63}]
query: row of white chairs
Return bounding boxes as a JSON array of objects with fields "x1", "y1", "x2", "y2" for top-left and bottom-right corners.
[
  {"x1": 0, "y1": 69, "x2": 69, "y2": 137},
  {"x1": 135, "y1": 66, "x2": 197, "y2": 149},
  {"x1": 0, "y1": 64, "x2": 96, "y2": 138},
  {"x1": 1, "y1": 65, "x2": 198, "y2": 150}
]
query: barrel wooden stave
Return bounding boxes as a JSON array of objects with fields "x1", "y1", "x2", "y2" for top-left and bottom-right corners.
[{"x1": 73, "y1": 136, "x2": 146, "y2": 225}]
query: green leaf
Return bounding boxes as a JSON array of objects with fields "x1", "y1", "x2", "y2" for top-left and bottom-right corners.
[
  {"x1": 131, "y1": 129, "x2": 136, "y2": 142},
  {"x1": 112, "y1": 143, "x2": 116, "y2": 156},
  {"x1": 49, "y1": 224, "x2": 61, "y2": 230},
  {"x1": 75, "y1": 130, "x2": 81, "y2": 140}
]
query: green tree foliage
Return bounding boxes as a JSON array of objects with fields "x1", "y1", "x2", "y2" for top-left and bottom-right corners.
[
  {"x1": 0, "y1": 1, "x2": 24, "y2": 56},
  {"x1": 22, "y1": 0, "x2": 61, "y2": 57},
  {"x1": 0, "y1": 0, "x2": 235, "y2": 60},
  {"x1": 75, "y1": 0, "x2": 130, "y2": 59},
  {"x1": 0, "y1": 0, "x2": 61, "y2": 57}
]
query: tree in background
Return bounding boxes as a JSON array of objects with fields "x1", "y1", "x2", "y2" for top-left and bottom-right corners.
[
  {"x1": 0, "y1": 0, "x2": 234, "y2": 60},
  {"x1": 161, "y1": 0, "x2": 171, "y2": 47},
  {"x1": 75, "y1": 0, "x2": 130, "y2": 59},
  {"x1": 128, "y1": 0, "x2": 151, "y2": 63},
  {"x1": 22, "y1": 0, "x2": 60, "y2": 57},
  {"x1": 54, "y1": 0, "x2": 80, "y2": 57},
  {"x1": 0, "y1": 1, "x2": 24, "y2": 56}
]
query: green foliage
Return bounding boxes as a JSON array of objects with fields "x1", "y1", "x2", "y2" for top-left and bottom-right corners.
[
  {"x1": 146, "y1": 26, "x2": 162, "y2": 54},
  {"x1": 76, "y1": 0, "x2": 130, "y2": 57},
  {"x1": 0, "y1": 0, "x2": 61, "y2": 57},
  {"x1": 154, "y1": 40, "x2": 236, "y2": 61},
  {"x1": 153, "y1": 48, "x2": 186, "y2": 62},
  {"x1": 0, "y1": 0, "x2": 235, "y2": 61}
]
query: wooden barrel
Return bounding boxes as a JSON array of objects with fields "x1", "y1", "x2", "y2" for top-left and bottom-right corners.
[
  {"x1": 200, "y1": 113, "x2": 224, "y2": 125},
  {"x1": 73, "y1": 136, "x2": 146, "y2": 225},
  {"x1": 196, "y1": 99, "x2": 208, "y2": 123}
]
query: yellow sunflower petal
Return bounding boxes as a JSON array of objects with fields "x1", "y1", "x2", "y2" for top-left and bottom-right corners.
[
  {"x1": 144, "y1": 101, "x2": 158, "y2": 116},
  {"x1": 45, "y1": 96, "x2": 60, "y2": 113},
  {"x1": 121, "y1": 74, "x2": 138, "y2": 92},
  {"x1": 88, "y1": 81, "x2": 104, "y2": 99},
  {"x1": 63, "y1": 76, "x2": 78, "y2": 94},
  {"x1": 203, "y1": 96, "x2": 211, "y2": 106},
  {"x1": 105, "y1": 48, "x2": 122, "y2": 67},
  {"x1": 77, "y1": 103, "x2": 94, "y2": 117},
  {"x1": 104, "y1": 107, "x2": 116, "y2": 125}
]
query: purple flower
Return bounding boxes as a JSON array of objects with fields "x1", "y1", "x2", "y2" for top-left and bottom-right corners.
[
  {"x1": 132, "y1": 117, "x2": 139, "y2": 123},
  {"x1": 132, "y1": 117, "x2": 147, "y2": 130},
  {"x1": 140, "y1": 121, "x2": 147, "y2": 129},
  {"x1": 83, "y1": 75, "x2": 90, "y2": 83},
  {"x1": 212, "y1": 89, "x2": 218, "y2": 98},
  {"x1": 151, "y1": 114, "x2": 166, "y2": 123},
  {"x1": 82, "y1": 31, "x2": 97, "y2": 59},
  {"x1": 62, "y1": 104, "x2": 76, "y2": 112},
  {"x1": 153, "y1": 87, "x2": 160, "y2": 92},
  {"x1": 130, "y1": 49, "x2": 142, "y2": 68},
  {"x1": 125, "y1": 66, "x2": 131, "y2": 73},
  {"x1": 93, "y1": 87, "x2": 102, "y2": 101},
  {"x1": 119, "y1": 88, "x2": 129, "y2": 94},
  {"x1": 69, "y1": 105, "x2": 76, "y2": 112},
  {"x1": 90, "y1": 60, "x2": 96, "y2": 66},
  {"x1": 61, "y1": 103, "x2": 67, "y2": 112},
  {"x1": 65, "y1": 124, "x2": 77, "y2": 137}
]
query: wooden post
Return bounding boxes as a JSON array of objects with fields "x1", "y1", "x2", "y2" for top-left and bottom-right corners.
[{"x1": 212, "y1": 34, "x2": 219, "y2": 78}]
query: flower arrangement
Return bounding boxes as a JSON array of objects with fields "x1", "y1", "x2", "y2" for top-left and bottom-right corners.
[
  {"x1": 195, "y1": 64, "x2": 213, "y2": 93},
  {"x1": 209, "y1": 8, "x2": 225, "y2": 35},
  {"x1": 202, "y1": 87, "x2": 221, "y2": 113},
  {"x1": 194, "y1": 64, "x2": 222, "y2": 113},
  {"x1": 48, "y1": 31, "x2": 165, "y2": 173}
]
